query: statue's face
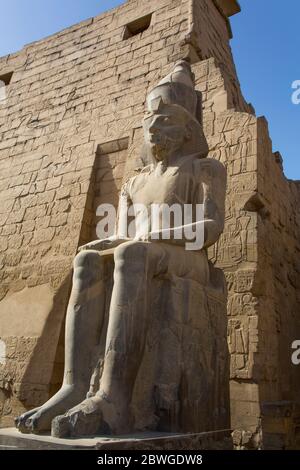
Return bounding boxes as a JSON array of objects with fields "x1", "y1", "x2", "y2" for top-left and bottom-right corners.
[{"x1": 143, "y1": 101, "x2": 190, "y2": 162}]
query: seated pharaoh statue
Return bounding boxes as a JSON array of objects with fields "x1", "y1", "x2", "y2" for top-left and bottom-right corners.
[{"x1": 15, "y1": 60, "x2": 229, "y2": 438}]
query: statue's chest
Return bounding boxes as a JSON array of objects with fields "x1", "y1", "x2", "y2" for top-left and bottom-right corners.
[{"x1": 132, "y1": 170, "x2": 197, "y2": 207}]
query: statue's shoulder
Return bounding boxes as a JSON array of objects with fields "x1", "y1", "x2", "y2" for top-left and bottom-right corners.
[
  {"x1": 123, "y1": 164, "x2": 154, "y2": 195},
  {"x1": 131, "y1": 164, "x2": 153, "y2": 181},
  {"x1": 193, "y1": 157, "x2": 226, "y2": 183},
  {"x1": 138, "y1": 164, "x2": 154, "y2": 174}
]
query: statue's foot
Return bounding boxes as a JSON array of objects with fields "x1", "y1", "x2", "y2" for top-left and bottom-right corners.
[
  {"x1": 51, "y1": 393, "x2": 132, "y2": 438},
  {"x1": 22, "y1": 385, "x2": 87, "y2": 434},
  {"x1": 51, "y1": 396, "x2": 104, "y2": 438},
  {"x1": 15, "y1": 407, "x2": 41, "y2": 434}
]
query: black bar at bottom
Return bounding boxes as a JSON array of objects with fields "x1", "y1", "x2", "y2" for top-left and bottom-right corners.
[{"x1": 0, "y1": 450, "x2": 299, "y2": 466}]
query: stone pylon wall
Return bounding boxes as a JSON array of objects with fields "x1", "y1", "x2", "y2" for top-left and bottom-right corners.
[
  {"x1": 0, "y1": 0, "x2": 299, "y2": 448},
  {"x1": 193, "y1": 56, "x2": 300, "y2": 448}
]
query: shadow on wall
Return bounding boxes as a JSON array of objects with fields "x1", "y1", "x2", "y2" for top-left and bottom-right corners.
[
  {"x1": 79, "y1": 140, "x2": 127, "y2": 245},
  {"x1": 0, "y1": 139, "x2": 127, "y2": 427},
  {"x1": 0, "y1": 273, "x2": 72, "y2": 427}
]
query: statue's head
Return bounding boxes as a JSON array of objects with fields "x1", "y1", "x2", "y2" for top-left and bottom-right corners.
[
  {"x1": 143, "y1": 99, "x2": 194, "y2": 162},
  {"x1": 143, "y1": 61, "x2": 208, "y2": 162}
]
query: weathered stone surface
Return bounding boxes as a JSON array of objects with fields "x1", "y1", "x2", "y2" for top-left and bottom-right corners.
[
  {"x1": 0, "y1": 0, "x2": 299, "y2": 450},
  {"x1": 260, "y1": 402, "x2": 300, "y2": 450}
]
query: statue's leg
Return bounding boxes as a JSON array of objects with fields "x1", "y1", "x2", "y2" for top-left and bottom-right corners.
[
  {"x1": 98, "y1": 241, "x2": 162, "y2": 429},
  {"x1": 17, "y1": 250, "x2": 106, "y2": 434},
  {"x1": 52, "y1": 241, "x2": 165, "y2": 437}
]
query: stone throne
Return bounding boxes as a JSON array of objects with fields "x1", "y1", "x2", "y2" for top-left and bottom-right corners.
[{"x1": 16, "y1": 61, "x2": 229, "y2": 438}]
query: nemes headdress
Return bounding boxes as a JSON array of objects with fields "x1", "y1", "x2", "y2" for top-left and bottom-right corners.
[
  {"x1": 147, "y1": 60, "x2": 198, "y2": 118},
  {"x1": 146, "y1": 60, "x2": 208, "y2": 158}
]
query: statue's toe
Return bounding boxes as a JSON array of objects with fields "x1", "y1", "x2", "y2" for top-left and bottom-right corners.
[
  {"x1": 15, "y1": 416, "x2": 24, "y2": 432},
  {"x1": 30, "y1": 416, "x2": 40, "y2": 433},
  {"x1": 15, "y1": 407, "x2": 42, "y2": 433},
  {"x1": 25, "y1": 416, "x2": 36, "y2": 432},
  {"x1": 15, "y1": 414, "x2": 31, "y2": 434},
  {"x1": 25, "y1": 411, "x2": 49, "y2": 434}
]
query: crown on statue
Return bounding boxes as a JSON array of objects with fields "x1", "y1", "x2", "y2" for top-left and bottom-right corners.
[{"x1": 147, "y1": 60, "x2": 198, "y2": 119}]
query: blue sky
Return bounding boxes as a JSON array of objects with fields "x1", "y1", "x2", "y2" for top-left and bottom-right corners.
[
  {"x1": 231, "y1": 0, "x2": 300, "y2": 181},
  {"x1": 0, "y1": 0, "x2": 299, "y2": 180}
]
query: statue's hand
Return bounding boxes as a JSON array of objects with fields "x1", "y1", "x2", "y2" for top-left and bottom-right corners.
[{"x1": 78, "y1": 236, "x2": 129, "y2": 252}]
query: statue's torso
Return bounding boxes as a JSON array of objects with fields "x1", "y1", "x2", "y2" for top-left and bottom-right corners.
[
  {"x1": 125, "y1": 155, "x2": 204, "y2": 237},
  {"x1": 130, "y1": 155, "x2": 202, "y2": 206}
]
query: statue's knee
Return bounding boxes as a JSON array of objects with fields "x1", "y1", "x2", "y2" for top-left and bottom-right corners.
[
  {"x1": 73, "y1": 250, "x2": 101, "y2": 271},
  {"x1": 114, "y1": 241, "x2": 149, "y2": 269}
]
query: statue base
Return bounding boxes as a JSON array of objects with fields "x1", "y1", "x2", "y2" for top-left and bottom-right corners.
[{"x1": 0, "y1": 428, "x2": 232, "y2": 450}]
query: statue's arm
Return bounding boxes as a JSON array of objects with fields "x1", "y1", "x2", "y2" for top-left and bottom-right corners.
[
  {"x1": 114, "y1": 182, "x2": 133, "y2": 241},
  {"x1": 195, "y1": 158, "x2": 227, "y2": 248},
  {"x1": 149, "y1": 158, "x2": 226, "y2": 250}
]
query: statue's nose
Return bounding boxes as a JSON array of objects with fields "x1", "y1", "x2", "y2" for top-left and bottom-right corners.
[{"x1": 149, "y1": 120, "x2": 159, "y2": 133}]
